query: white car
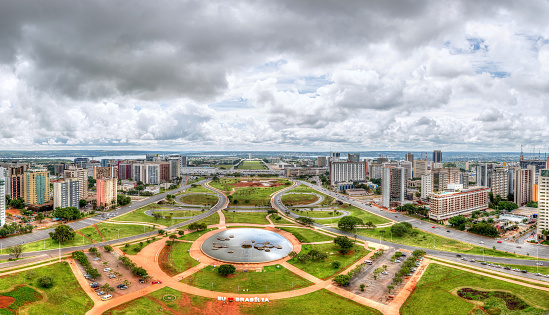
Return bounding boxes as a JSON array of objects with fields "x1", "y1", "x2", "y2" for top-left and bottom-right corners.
[
  {"x1": 103, "y1": 268, "x2": 111, "y2": 272},
  {"x1": 479, "y1": 241, "x2": 484, "y2": 244},
  {"x1": 537, "y1": 262, "x2": 544, "y2": 265}
]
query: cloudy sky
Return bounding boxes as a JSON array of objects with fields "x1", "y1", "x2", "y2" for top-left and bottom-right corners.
[{"x1": 1, "y1": 0, "x2": 548, "y2": 152}]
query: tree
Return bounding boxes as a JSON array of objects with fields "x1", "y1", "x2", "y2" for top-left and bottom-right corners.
[
  {"x1": 296, "y1": 216, "x2": 315, "y2": 226},
  {"x1": 390, "y1": 223, "x2": 409, "y2": 237},
  {"x1": 117, "y1": 195, "x2": 131, "y2": 206},
  {"x1": 104, "y1": 245, "x2": 113, "y2": 252},
  {"x1": 9, "y1": 198, "x2": 25, "y2": 209},
  {"x1": 218, "y1": 264, "x2": 236, "y2": 276},
  {"x1": 79, "y1": 199, "x2": 88, "y2": 208},
  {"x1": 38, "y1": 276, "x2": 54, "y2": 288},
  {"x1": 448, "y1": 215, "x2": 466, "y2": 227},
  {"x1": 373, "y1": 267, "x2": 384, "y2": 280},
  {"x1": 169, "y1": 234, "x2": 177, "y2": 244},
  {"x1": 334, "y1": 236, "x2": 354, "y2": 254},
  {"x1": 333, "y1": 274, "x2": 351, "y2": 286},
  {"x1": 507, "y1": 193, "x2": 514, "y2": 202},
  {"x1": 35, "y1": 213, "x2": 45, "y2": 223},
  {"x1": 7, "y1": 245, "x2": 23, "y2": 260},
  {"x1": 387, "y1": 284, "x2": 395, "y2": 293},
  {"x1": 338, "y1": 216, "x2": 364, "y2": 230},
  {"x1": 49, "y1": 224, "x2": 76, "y2": 244},
  {"x1": 152, "y1": 212, "x2": 163, "y2": 221}
]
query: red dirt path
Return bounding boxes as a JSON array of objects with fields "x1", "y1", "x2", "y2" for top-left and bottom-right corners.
[
  {"x1": 0, "y1": 296, "x2": 14, "y2": 308},
  {"x1": 230, "y1": 180, "x2": 284, "y2": 188}
]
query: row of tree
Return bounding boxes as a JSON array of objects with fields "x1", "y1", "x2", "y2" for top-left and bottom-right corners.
[
  {"x1": 118, "y1": 256, "x2": 149, "y2": 278},
  {"x1": 0, "y1": 222, "x2": 33, "y2": 238},
  {"x1": 72, "y1": 251, "x2": 101, "y2": 279}
]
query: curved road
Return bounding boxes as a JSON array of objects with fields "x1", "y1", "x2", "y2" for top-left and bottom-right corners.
[{"x1": 0, "y1": 179, "x2": 228, "y2": 260}]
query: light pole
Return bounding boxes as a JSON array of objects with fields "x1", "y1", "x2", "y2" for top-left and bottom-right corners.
[
  {"x1": 537, "y1": 246, "x2": 539, "y2": 273},
  {"x1": 118, "y1": 230, "x2": 120, "y2": 239},
  {"x1": 58, "y1": 241, "x2": 61, "y2": 262}
]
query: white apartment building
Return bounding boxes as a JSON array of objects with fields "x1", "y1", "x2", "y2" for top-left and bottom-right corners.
[
  {"x1": 421, "y1": 174, "x2": 432, "y2": 199},
  {"x1": 132, "y1": 163, "x2": 160, "y2": 185},
  {"x1": 53, "y1": 178, "x2": 80, "y2": 209},
  {"x1": 537, "y1": 169, "x2": 549, "y2": 238},
  {"x1": 329, "y1": 161, "x2": 368, "y2": 184},
  {"x1": 413, "y1": 159, "x2": 429, "y2": 178},
  {"x1": 428, "y1": 186, "x2": 489, "y2": 221},
  {"x1": 382, "y1": 166, "x2": 405, "y2": 208},
  {"x1": 64, "y1": 166, "x2": 88, "y2": 200},
  {"x1": 0, "y1": 167, "x2": 5, "y2": 226}
]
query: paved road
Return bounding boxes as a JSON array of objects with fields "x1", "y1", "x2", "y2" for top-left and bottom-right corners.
[
  {"x1": 293, "y1": 180, "x2": 549, "y2": 260},
  {"x1": 271, "y1": 181, "x2": 549, "y2": 268},
  {"x1": 0, "y1": 178, "x2": 227, "y2": 258}
]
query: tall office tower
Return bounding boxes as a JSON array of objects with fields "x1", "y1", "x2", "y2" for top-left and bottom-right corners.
[
  {"x1": 53, "y1": 178, "x2": 80, "y2": 209},
  {"x1": 317, "y1": 156, "x2": 327, "y2": 167},
  {"x1": 461, "y1": 172, "x2": 470, "y2": 189},
  {"x1": 476, "y1": 163, "x2": 493, "y2": 187},
  {"x1": 381, "y1": 166, "x2": 405, "y2": 208},
  {"x1": 421, "y1": 174, "x2": 432, "y2": 199},
  {"x1": 10, "y1": 174, "x2": 23, "y2": 199},
  {"x1": 508, "y1": 167, "x2": 516, "y2": 196},
  {"x1": 537, "y1": 170, "x2": 549, "y2": 239},
  {"x1": 331, "y1": 152, "x2": 341, "y2": 162},
  {"x1": 93, "y1": 166, "x2": 117, "y2": 179},
  {"x1": 329, "y1": 161, "x2": 368, "y2": 184},
  {"x1": 74, "y1": 157, "x2": 89, "y2": 169},
  {"x1": 413, "y1": 159, "x2": 429, "y2": 178},
  {"x1": 24, "y1": 167, "x2": 50, "y2": 205},
  {"x1": 491, "y1": 168, "x2": 509, "y2": 199},
  {"x1": 347, "y1": 153, "x2": 360, "y2": 163},
  {"x1": 514, "y1": 165, "x2": 536, "y2": 206},
  {"x1": 399, "y1": 161, "x2": 413, "y2": 180},
  {"x1": 96, "y1": 177, "x2": 117, "y2": 208},
  {"x1": 159, "y1": 162, "x2": 170, "y2": 182},
  {"x1": 64, "y1": 166, "x2": 88, "y2": 200},
  {"x1": 118, "y1": 164, "x2": 133, "y2": 180},
  {"x1": 433, "y1": 150, "x2": 442, "y2": 163},
  {"x1": 405, "y1": 153, "x2": 414, "y2": 165},
  {"x1": 430, "y1": 167, "x2": 461, "y2": 192},
  {"x1": 0, "y1": 167, "x2": 5, "y2": 226},
  {"x1": 181, "y1": 156, "x2": 187, "y2": 168},
  {"x1": 168, "y1": 158, "x2": 181, "y2": 179},
  {"x1": 100, "y1": 159, "x2": 109, "y2": 167}
]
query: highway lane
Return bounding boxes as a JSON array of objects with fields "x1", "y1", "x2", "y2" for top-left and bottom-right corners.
[
  {"x1": 0, "y1": 178, "x2": 214, "y2": 249},
  {"x1": 271, "y1": 181, "x2": 549, "y2": 268},
  {"x1": 293, "y1": 180, "x2": 549, "y2": 260}
]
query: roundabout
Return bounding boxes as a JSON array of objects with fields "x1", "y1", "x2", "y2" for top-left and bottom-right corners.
[{"x1": 200, "y1": 228, "x2": 293, "y2": 263}]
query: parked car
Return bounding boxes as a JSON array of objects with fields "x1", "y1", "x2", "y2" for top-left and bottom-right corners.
[
  {"x1": 93, "y1": 257, "x2": 100, "y2": 261},
  {"x1": 84, "y1": 274, "x2": 91, "y2": 279},
  {"x1": 104, "y1": 268, "x2": 111, "y2": 272},
  {"x1": 109, "y1": 275, "x2": 116, "y2": 279},
  {"x1": 96, "y1": 291, "x2": 105, "y2": 296},
  {"x1": 381, "y1": 271, "x2": 388, "y2": 275},
  {"x1": 504, "y1": 266, "x2": 511, "y2": 270},
  {"x1": 90, "y1": 282, "x2": 99, "y2": 288},
  {"x1": 101, "y1": 295, "x2": 113, "y2": 301},
  {"x1": 152, "y1": 280, "x2": 162, "y2": 284},
  {"x1": 139, "y1": 279, "x2": 145, "y2": 283},
  {"x1": 497, "y1": 241, "x2": 502, "y2": 243}
]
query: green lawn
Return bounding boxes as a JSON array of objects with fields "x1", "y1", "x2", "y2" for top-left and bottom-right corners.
[
  {"x1": 161, "y1": 242, "x2": 199, "y2": 276},
  {"x1": 242, "y1": 289, "x2": 381, "y2": 315},
  {"x1": 355, "y1": 226, "x2": 541, "y2": 260},
  {"x1": 22, "y1": 233, "x2": 95, "y2": 252},
  {"x1": 313, "y1": 205, "x2": 391, "y2": 225},
  {"x1": 224, "y1": 212, "x2": 270, "y2": 225},
  {"x1": 401, "y1": 263, "x2": 549, "y2": 315},
  {"x1": 210, "y1": 178, "x2": 291, "y2": 206},
  {"x1": 181, "y1": 265, "x2": 312, "y2": 294},
  {"x1": 178, "y1": 228, "x2": 218, "y2": 241},
  {"x1": 165, "y1": 210, "x2": 204, "y2": 217},
  {"x1": 103, "y1": 287, "x2": 211, "y2": 315},
  {"x1": 77, "y1": 223, "x2": 156, "y2": 241},
  {"x1": 208, "y1": 178, "x2": 241, "y2": 191},
  {"x1": 281, "y1": 193, "x2": 319, "y2": 205},
  {"x1": 236, "y1": 161, "x2": 268, "y2": 170},
  {"x1": 192, "y1": 212, "x2": 221, "y2": 226},
  {"x1": 119, "y1": 238, "x2": 159, "y2": 255},
  {"x1": 0, "y1": 262, "x2": 93, "y2": 315},
  {"x1": 110, "y1": 203, "x2": 189, "y2": 225},
  {"x1": 179, "y1": 193, "x2": 218, "y2": 206},
  {"x1": 290, "y1": 184, "x2": 334, "y2": 205},
  {"x1": 177, "y1": 184, "x2": 212, "y2": 194},
  {"x1": 288, "y1": 243, "x2": 368, "y2": 279},
  {"x1": 279, "y1": 227, "x2": 334, "y2": 243}
]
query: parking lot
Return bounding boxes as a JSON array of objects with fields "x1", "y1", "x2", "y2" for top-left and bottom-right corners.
[
  {"x1": 74, "y1": 247, "x2": 151, "y2": 298},
  {"x1": 345, "y1": 248, "x2": 421, "y2": 303}
]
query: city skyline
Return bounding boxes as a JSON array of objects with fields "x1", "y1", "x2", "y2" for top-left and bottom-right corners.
[{"x1": 1, "y1": 1, "x2": 549, "y2": 152}]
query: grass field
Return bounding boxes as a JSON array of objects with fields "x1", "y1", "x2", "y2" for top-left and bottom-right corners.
[
  {"x1": 287, "y1": 243, "x2": 368, "y2": 279},
  {"x1": 161, "y1": 242, "x2": 199, "y2": 276},
  {"x1": 0, "y1": 262, "x2": 93, "y2": 315},
  {"x1": 77, "y1": 223, "x2": 156, "y2": 242},
  {"x1": 400, "y1": 263, "x2": 549, "y2": 315},
  {"x1": 236, "y1": 160, "x2": 268, "y2": 170},
  {"x1": 110, "y1": 203, "x2": 189, "y2": 225},
  {"x1": 242, "y1": 289, "x2": 381, "y2": 315},
  {"x1": 179, "y1": 194, "x2": 218, "y2": 206},
  {"x1": 178, "y1": 228, "x2": 219, "y2": 241},
  {"x1": 188, "y1": 212, "x2": 221, "y2": 226},
  {"x1": 22, "y1": 233, "x2": 95, "y2": 252},
  {"x1": 279, "y1": 227, "x2": 334, "y2": 243},
  {"x1": 182, "y1": 265, "x2": 312, "y2": 293},
  {"x1": 281, "y1": 193, "x2": 319, "y2": 205},
  {"x1": 210, "y1": 178, "x2": 291, "y2": 206},
  {"x1": 313, "y1": 205, "x2": 391, "y2": 225},
  {"x1": 224, "y1": 212, "x2": 270, "y2": 225},
  {"x1": 290, "y1": 184, "x2": 334, "y2": 205},
  {"x1": 103, "y1": 287, "x2": 211, "y2": 315},
  {"x1": 355, "y1": 226, "x2": 541, "y2": 260},
  {"x1": 183, "y1": 185, "x2": 212, "y2": 193},
  {"x1": 166, "y1": 210, "x2": 204, "y2": 217}
]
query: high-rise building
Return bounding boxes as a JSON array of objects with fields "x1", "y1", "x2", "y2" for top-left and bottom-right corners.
[
  {"x1": 317, "y1": 157, "x2": 327, "y2": 167},
  {"x1": 118, "y1": 163, "x2": 133, "y2": 180},
  {"x1": 413, "y1": 159, "x2": 429, "y2": 178},
  {"x1": 331, "y1": 152, "x2": 341, "y2": 162},
  {"x1": 168, "y1": 158, "x2": 181, "y2": 179},
  {"x1": 476, "y1": 163, "x2": 493, "y2": 187},
  {"x1": 160, "y1": 162, "x2": 170, "y2": 182},
  {"x1": 329, "y1": 161, "x2": 368, "y2": 184},
  {"x1": 24, "y1": 167, "x2": 50, "y2": 205},
  {"x1": 421, "y1": 174, "x2": 432, "y2": 199},
  {"x1": 100, "y1": 159, "x2": 109, "y2": 167},
  {"x1": 399, "y1": 161, "x2": 413, "y2": 180},
  {"x1": 537, "y1": 169, "x2": 549, "y2": 239},
  {"x1": 181, "y1": 156, "x2": 187, "y2": 168},
  {"x1": 10, "y1": 174, "x2": 23, "y2": 199},
  {"x1": 455, "y1": 161, "x2": 470, "y2": 171},
  {"x1": 405, "y1": 153, "x2": 414, "y2": 165},
  {"x1": 53, "y1": 178, "x2": 80, "y2": 209},
  {"x1": 431, "y1": 167, "x2": 461, "y2": 192},
  {"x1": 433, "y1": 150, "x2": 442, "y2": 163},
  {"x1": 514, "y1": 165, "x2": 536, "y2": 206},
  {"x1": 53, "y1": 163, "x2": 66, "y2": 175},
  {"x1": 96, "y1": 177, "x2": 117, "y2": 208},
  {"x1": 93, "y1": 166, "x2": 117, "y2": 179},
  {"x1": 491, "y1": 168, "x2": 509, "y2": 199},
  {"x1": 0, "y1": 168, "x2": 6, "y2": 226},
  {"x1": 64, "y1": 166, "x2": 88, "y2": 200},
  {"x1": 347, "y1": 153, "x2": 360, "y2": 163},
  {"x1": 381, "y1": 166, "x2": 405, "y2": 208},
  {"x1": 146, "y1": 154, "x2": 158, "y2": 161},
  {"x1": 461, "y1": 172, "x2": 470, "y2": 189},
  {"x1": 428, "y1": 187, "x2": 489, "y2": 221},
  {"x1": 74, "y1": 157, "x2": 89, "y2": 169}
]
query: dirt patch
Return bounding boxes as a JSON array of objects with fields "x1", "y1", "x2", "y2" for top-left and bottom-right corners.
[
  {"x1": 158, "y1": 244, "x2": 179, "y2": 276},
  {"x1": 93, "y1": 224, "x2": 106, "y2": 242},
  {"x1": 0, "y1": 295, "x2": 15, "y2": 308},
  {"x1": 231, "y1": 180, "x2": 284, "y2": 188},
  {"x1": 457, "y1": 288, "x2": 529, "y2": 311}
]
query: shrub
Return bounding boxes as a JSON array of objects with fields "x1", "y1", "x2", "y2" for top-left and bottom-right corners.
[
  {"x1": 38, "y1": 276, "x2": 54, "y2": 288},
  {"x1": 332, "y1": 261, "x2": 341, "y2": 269},
  {"x1": 218, "y1": 264, "x2": 236, "y2": 276}
]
